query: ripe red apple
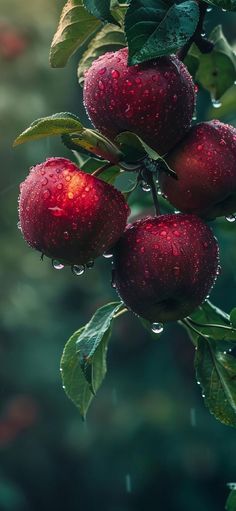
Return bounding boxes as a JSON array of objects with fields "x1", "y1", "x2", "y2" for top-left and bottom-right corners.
[
  {"x1": 83, "y1": 48, "x2": 195, "y2": 156},
  {"x1": 19, "y1": 157, "x2": 130, "y2": 266},
  {"x1": 112, "y1": 214, "x2": 219, "y2": 323},
  {"x1": 159, "y1": 120, "x2": 236, "y2": 219}
]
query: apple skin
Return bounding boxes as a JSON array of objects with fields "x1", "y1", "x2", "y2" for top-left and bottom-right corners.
[
  {"x1": 112, "y1": 214, "x2": 219, "y2": 323},
  {"x1": 83, "y1": 47, "x2": 195, "y2": 156},
  {"x1": 159, "y1": 120, "x2": 236, "y2": 220},
  {"x1": 19, "y1": 157, "x2": 130, "y2": 265}
]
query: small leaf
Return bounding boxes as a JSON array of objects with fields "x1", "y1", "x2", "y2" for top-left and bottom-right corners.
[
  {"x1": 13, "y1": 113, "x2": 83, "y2": 146},
  {"x1": 187, "y1": 300, "x2": 236, "y2": 343},
  {"x1": 195, "y1": 26, "x2": 236, "y2": 101},
  {"x1": 64, "y1": 129, "x2": 124, "y2": 163},
  {"x1": 50, "y1": 0, "x2": 100, "y2": 68},
  {"x1": 61, "y1": 327, "x2": 93, "y2": 418},
  {"x1": 230, "y1": 308, "x2": 236, "y2": 328},
  {"x1": 83, "y1": 0, "x2": 116, "y2": 23},
  {"x1": 195, "y1": 337, "x2": 236, "y2": 427},
  {"x1": 80, "y1": 158, "x2": 122, "y2": 184},
  {"x1": 115, "y1": 131, "x2": 176, "y2": 177},
  {"x1": 205, "y1": 0, "x2": 236, "y2": 11},
  {"x1": 124, "y1": 0, "x2": 199, "y2": 65},
  {"x1": 78, "y1": 23, "x2": 125, "y2": 85},
  {"x1": 226, "y1": 488, "x2": 236, "y2": 511},
  {"x1": 76, "y1": 302, "x2": 123, "y2": 391}
]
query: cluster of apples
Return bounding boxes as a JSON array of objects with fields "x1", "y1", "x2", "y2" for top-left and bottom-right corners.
[{"x1": 19, "y1": 47, "x2": 236, "y2": 329}]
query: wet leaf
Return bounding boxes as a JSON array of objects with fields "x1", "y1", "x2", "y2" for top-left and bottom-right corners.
[
  {"x1": 13, "y1": 113, "x2": 83, "y2": 146},
  {"x1": 83, "y1": 0, "x2": 119, "y2": 23},
  {"x1": 78, "y1": 23, "x2": 125, "y2": 85},
  {"x1": 76, "y1": 302, "x2": 123, "y2": 391},
  {"x1": 185, "y1": 300, "x2": 236, "y2": 343},
  {"x1": 195, "y1": 337, "x2": 236, "y2": 427},
  {"x1": 205, "y1": 0, "x2": 236, "y2": 11},
  {"x1": 61, "y1": 327, "x2": 93, "y2": 418},
  {"x1": 194, "y1": 26, "x2": 236, "y2": 101},
  {"x1": 63, "y1": 129, "x2": 124, "y2": 163},
  {"x1": 124, "y1": 0, "x2": 199, "y2": 65},
  {"x1": 230, "y1": 308, "x2": 236, "y2": 328},
  {"x1": 50, "y1": 0, "x2": 100, "y2": 68}
]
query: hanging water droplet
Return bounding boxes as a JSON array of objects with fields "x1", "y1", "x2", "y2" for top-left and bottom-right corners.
[
  {"x1": 211, "y1": 97, "x2": 222, "y2": 108},
  {"x1": 103, "y1": 251, "x2": 113, "y2": 259},
  {"x1": 226, "y1": 214, "x2": 236, "y2": 223},
  {"x1": 141, "y1": 180, "x2": 151, "y2": 192},
  {"x1": 151, "y1": 322, "x2": 164, "y2": 334},
  {"x1": 72, "y1": 264, "x2": 85, "y2": 276},
  {"x1": 52, "y1": 260, "x2": 64, "y2": 270},
  {"x1": 86, "y1": 260, "x2": 94, "y2": 269},
  {"x1": 207, "y1": 6, "x2": 212, "y2": 11}
]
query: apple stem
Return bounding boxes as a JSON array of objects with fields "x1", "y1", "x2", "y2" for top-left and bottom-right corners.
[
  {"x1": 177, "y1": 1, "x2": 214, "y2": 62},
  {"x1": 146, "y1": 172, "x2": 161, "y2": 216},
  {"x1": 92, "y1": 162, "x2": 113, "y2": 177}
]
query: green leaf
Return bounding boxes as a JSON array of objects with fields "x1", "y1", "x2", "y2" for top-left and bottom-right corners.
[
  {"x1": 61, "y1": 301, "x2": 124, "y2": 417},
  {"x1": 195, "y1": 337, "x2": 236, "y2": 427},
  {"x1": 230, "y1": 309, "x2": 236, "y2": 328},
  {"x1": 76, "y1": 302, "x2": 124, "y2": 390},
  {"x1": 110, "y1": 0, "x2": 128, "y2": 25},
  {"x1": 13, "y1": 113, "x2": 83, "y2": 146},
  {"x1": 226, "y1": 488, "x2": 236, "y2": 511},
  {"x1": 50, "y1": 0, "x2": 100, "y2": 68},
  {"x1": 205, "y1": 0, "x2": 236, "y2": 11},
  {"x1": 60, "y1": 327, "x2": 93, "y2": 418},
  {"x1": 80, "y1": 158, "x2": 122, "y2": 184},
  {"x1": 115, "y1": 131, "x2": 176, "y2": 177},
  {"x1": 83, "y1": 0, "x2": 116, "y2": 23},
  {"x1": 186, "y1": 300, "x2": 236, "y2": 343},
  {"x1": 64, "y1": 129, "x2": 124, "y2": 163},
  {"x1": 78, "y1": 23, "x2": 125, "y2": 85},
  {"x1": 195, "y1": 26, "x2": 236, "y2": 101},
  {"x1": 124, "y1": 0, "x2": 199, "y2": 65}
]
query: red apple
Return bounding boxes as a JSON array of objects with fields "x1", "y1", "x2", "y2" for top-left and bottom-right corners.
[
  {"x1": 159, "y1": 120, "x2": 236, "y2": 219},
  {"x1": 112, "y1": 214, "x2": 219, "y2": 323},
  {"x1": 19, "y1": 157, "x2": 130, "y2": 266},
  {"x1": 83, "y1": 48, "x2": 195, "y2": 156}
]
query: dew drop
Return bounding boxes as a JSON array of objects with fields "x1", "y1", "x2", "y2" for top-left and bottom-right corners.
[
  {"x1": 211, "y1": 97, "x2": 222, "y2": 108},
  {"x1": 72, "y1": 264, "x2": 85, "y2": 276},
  {"x1": 98, "y1": 80, "x2": 104, "y2": 91},
  {"x1": 99, "y1": 67, "x2": 106, "y2": 75},
  {"x1": 63, "y1": 231, "x2": 70, "y2": 240},
  {"x1": 207, "y1": 6, "x2": 212, "y2": 11},
  {"x1": 151, "y1": 322, "x2": 164, "y2": 334},
  {"x1": 42, "y1": 177, "x2": 48, "y2": 185},
  {"x1": 52, "y1": 260, "x2": 64, "y2": 270},
  {"x1": 111, "y1": 69, "x2": 120, "y2": 79},
  {"x1": 103, "y1": 251, "x2": 113, "y2": 259},
  {"x1": 43, "y1": 189, "x2": 51, "y2": 199},
  {"x1": 226, "y1": 214, "x2": 236, "y2": 223},
  {"x1": 68, "y1": 192, "x2": 74, "y2": 199},
  {"x1": 141, "y1": 181, "x2": 151, "y2": 192}
]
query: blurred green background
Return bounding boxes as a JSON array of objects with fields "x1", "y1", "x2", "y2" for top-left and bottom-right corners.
[{"x1": 1, "y1": 1, "x2": 236, "y2": 510}]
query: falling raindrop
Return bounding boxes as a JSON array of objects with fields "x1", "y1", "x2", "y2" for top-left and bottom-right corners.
[
  {"x1": 190, "y1": 407, "x2": 197, "y2": 427},
  {"x1": 125, "y1": 474, "x2": 132, "y2": 494},
  {"x1": 141, "y1": 181, "x2": 151, "y2": 192},
  {"x1": 151, "y1": 322, "x2": 164, "y2": 334},
  {"x1": 71, "y1": 264, "x2": 85, "y2": 276},
  {"x1": 226, "y1": 214, "x2": 236, "y2": 223},
  {"x1": 52, "y1": 260, "x2": 64, "y2": 270}
]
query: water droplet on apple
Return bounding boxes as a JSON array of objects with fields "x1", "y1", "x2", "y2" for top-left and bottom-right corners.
[
  {"x1": 71, "y1": 264, "x2": 85, "y2": 276},
  {"x1": 151, "y1": 322, "x2": 164, "y2": 334},
  {"x1": 111, "y1": 69, "x2": 120, "y2": 79},
  {"x1": 52, "y1": 260, "x2": 64, "y2": 270}
]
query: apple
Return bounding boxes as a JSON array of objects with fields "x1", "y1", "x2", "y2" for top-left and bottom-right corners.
[
  {"x1": 112, "y1": 214, "x2": 219, "y2": 323},
  {"x1": 83, "y1": 47, "x2": 195, "y2": 156}
]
